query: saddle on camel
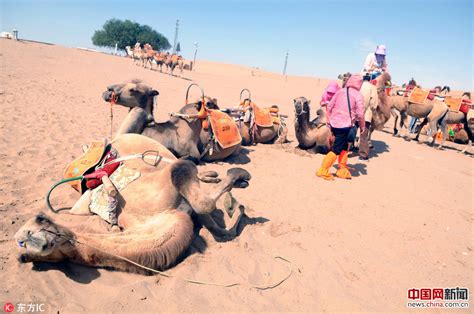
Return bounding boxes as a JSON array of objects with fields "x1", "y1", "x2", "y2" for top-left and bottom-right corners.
[
  {"x1": 226, "y1": 89, "x2": 286, "y2": 145},
  {"x1": 53, "y1": 137, "x2": 175, "y2": 227},
  {"x1": 170, "y1": 84, "x2": 242, "y2": 156}
]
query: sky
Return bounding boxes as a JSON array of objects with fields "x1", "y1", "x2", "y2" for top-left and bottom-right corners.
[{"x1": 1, "y1": 0, "x2": 472, "y2": 90}]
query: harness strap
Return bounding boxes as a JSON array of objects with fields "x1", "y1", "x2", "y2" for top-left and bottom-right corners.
[{"x1": 100, "y1": 151, "x2": 175, "y2": 168}]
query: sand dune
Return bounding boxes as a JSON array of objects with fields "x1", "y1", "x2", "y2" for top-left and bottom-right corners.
[{"x1": 0, "y1": 39, "x2": 472, "y2": 312}]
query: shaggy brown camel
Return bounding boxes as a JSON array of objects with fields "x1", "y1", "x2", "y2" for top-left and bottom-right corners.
[
  {"x1": 293, "y1": 96, "x2": 330, "y2": 153},
  {"x1": 103, "y1": 81, "x2": 241, "y2": 162},
  {"x1": 15, "y1": 134, "x2": 251, "y2": 273}
]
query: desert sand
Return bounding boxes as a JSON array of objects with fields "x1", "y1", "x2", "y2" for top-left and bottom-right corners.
[{"x1": 0, "y1": 39, "x2": 472, "y2": 313}]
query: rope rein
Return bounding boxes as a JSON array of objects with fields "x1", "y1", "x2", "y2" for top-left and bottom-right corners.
[
  {"x1": 41, "y1": 229, "x2": 294, "y2": 290},
  {"x1": 109, "y1": 91, "x2": 117, "y2": 139}
]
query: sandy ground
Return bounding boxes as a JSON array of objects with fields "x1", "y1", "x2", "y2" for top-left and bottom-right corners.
[{"x1": 0, "y1": 39, "x2": 472, "y2": 313}]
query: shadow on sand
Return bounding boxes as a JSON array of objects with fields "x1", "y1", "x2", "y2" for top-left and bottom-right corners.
[
  {"x1": 31, "y1": 261, "x2": 101, "y2": 283},
  {"x1": 222, "y1": 147, "x2": 253, "y2": 165}
]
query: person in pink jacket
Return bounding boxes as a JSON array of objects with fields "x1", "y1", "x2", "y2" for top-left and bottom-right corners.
[
  {"x1": 316, "y1": 74, "x2": 365, "y2": 180},
  {"x1": 320, "y1": 81, "x2": 340, "y2": 107}
]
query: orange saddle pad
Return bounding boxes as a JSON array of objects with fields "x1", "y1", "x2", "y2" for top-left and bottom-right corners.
[
  {"x1": 63, "y1": 140, "x2": 106, "y2": 193},
  {"x1": 208, "y1": 110, "x2": 242, "y2": 149},
  {"x1": 444, "y1": 97, "x2": 462, "y2": 112},
  {"x1": 251, "y1": 103, "x2": 274, "y2": 127},
  {"x1": 408, "y1": 87, "x2": 429, "y2": 105}
]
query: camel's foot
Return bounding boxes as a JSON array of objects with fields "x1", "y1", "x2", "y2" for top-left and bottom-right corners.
[
  {"x1": 198, "y1": 171, "x2": 221, "y2": 183},
  {"x1": 227, "y1": 168, "x2": 251, "y2": 188}
]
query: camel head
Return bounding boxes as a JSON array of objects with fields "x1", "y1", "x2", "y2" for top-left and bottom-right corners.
[
  {"x1": 338, "y1": 72, "x2": 352, "y2": 88},
  {"x1": 15, "y1": 213, "x2": 74, "y2": 263},
  {"x1": 103, "y1": 81, "x2": 159, "y2": 123},
  {"x1": 294, "y1": 97, "x2": 310, "y2": 116}
]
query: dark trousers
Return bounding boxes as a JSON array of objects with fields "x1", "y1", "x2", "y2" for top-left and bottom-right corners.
[{"x1": 331, "y1": 127, "x2": 351, "y2": 155}]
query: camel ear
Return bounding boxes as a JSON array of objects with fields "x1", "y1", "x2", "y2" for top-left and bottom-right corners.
[
  {"x1": 307, "y1": 99, "x2": 311, "y2": 104},
  {"x1": 150, "y1": 90, "x2": 159, "y2": 96}
]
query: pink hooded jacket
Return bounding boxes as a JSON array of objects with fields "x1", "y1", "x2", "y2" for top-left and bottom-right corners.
[
  {"x1": 327, "y1": 74, "x2": 365, "y2": 129},
  {"x1": 320, "y1": 81, "x2": 340, "y2": 106}
]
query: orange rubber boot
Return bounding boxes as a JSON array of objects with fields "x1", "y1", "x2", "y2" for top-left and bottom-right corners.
[
  {"x1": 316, "y1": 151, "x2": 337, "y2": 180},
  {"x1": 336, "y1": 150, "x2": 352, "y2": 179}
]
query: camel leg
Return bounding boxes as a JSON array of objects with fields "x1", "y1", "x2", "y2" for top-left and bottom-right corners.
[
  {"x1": 392, "y1": 109, "x2": 399, "y2": 136},
  {"x1": 414, "y1": 118, "x2": 428, "y2": 142},
  {"x1": 171, "y1": 160, "x2": 250, "y2": 216},
  {"x1": 197, "y1": 202, "x2": 245, "y2": 238},
  {"x1": 436, "y1": 113, "x2": 449, "y2": 149},
  {"x1": 115, "y1": 107, "x2": 147, "y2": 139}
]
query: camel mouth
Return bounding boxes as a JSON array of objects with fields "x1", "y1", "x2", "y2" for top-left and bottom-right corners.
[
  {"x1": 102, "y1": 90, "x2": 117, "y2": 102},
  {"x1": 18, "y1": 253, "x2": 30, "y2": 263}
]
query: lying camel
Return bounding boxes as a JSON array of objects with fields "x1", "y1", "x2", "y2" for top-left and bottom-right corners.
[
  {"x1": 15, "y1": 134, "x2": 251, "y2": 273},
  {"x1": 236, "y1": 99, "x2": 287, "y2": 145},
  {"x1": 437, "y1": 92, "x2": 473, "y2": 153},
  {"x1": 293, "y1": 96, "x2": 330, "y2": 153},
  {"x1": 103, "y1": 81, "x2": 241, "y2": 162}
]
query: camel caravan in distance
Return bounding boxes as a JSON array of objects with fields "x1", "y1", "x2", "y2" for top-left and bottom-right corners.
[{"x1": 125, "y1": 43, "x2": 186, "y2": 77}]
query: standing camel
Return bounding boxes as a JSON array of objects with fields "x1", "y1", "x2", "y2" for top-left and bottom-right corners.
[
  {"x1": 389, "y1": 85, "x2": 450, "y2": 146},
  {"x1": 339, "y1": 72, "x2": 392, "y2": 156}
]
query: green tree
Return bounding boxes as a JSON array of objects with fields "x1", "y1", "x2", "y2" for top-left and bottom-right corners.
[{"x1": 92, "y1": 19, "x2": 171, "y2": 51}]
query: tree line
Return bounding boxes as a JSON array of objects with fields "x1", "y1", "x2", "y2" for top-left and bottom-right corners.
[{"x1": 92, "y1": 19, "x2": 171, "y2": 51}]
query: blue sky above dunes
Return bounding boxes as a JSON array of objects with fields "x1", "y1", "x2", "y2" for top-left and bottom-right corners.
[{"x1": 1, "y1": 0, "x2": 472, "y2": 90}]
